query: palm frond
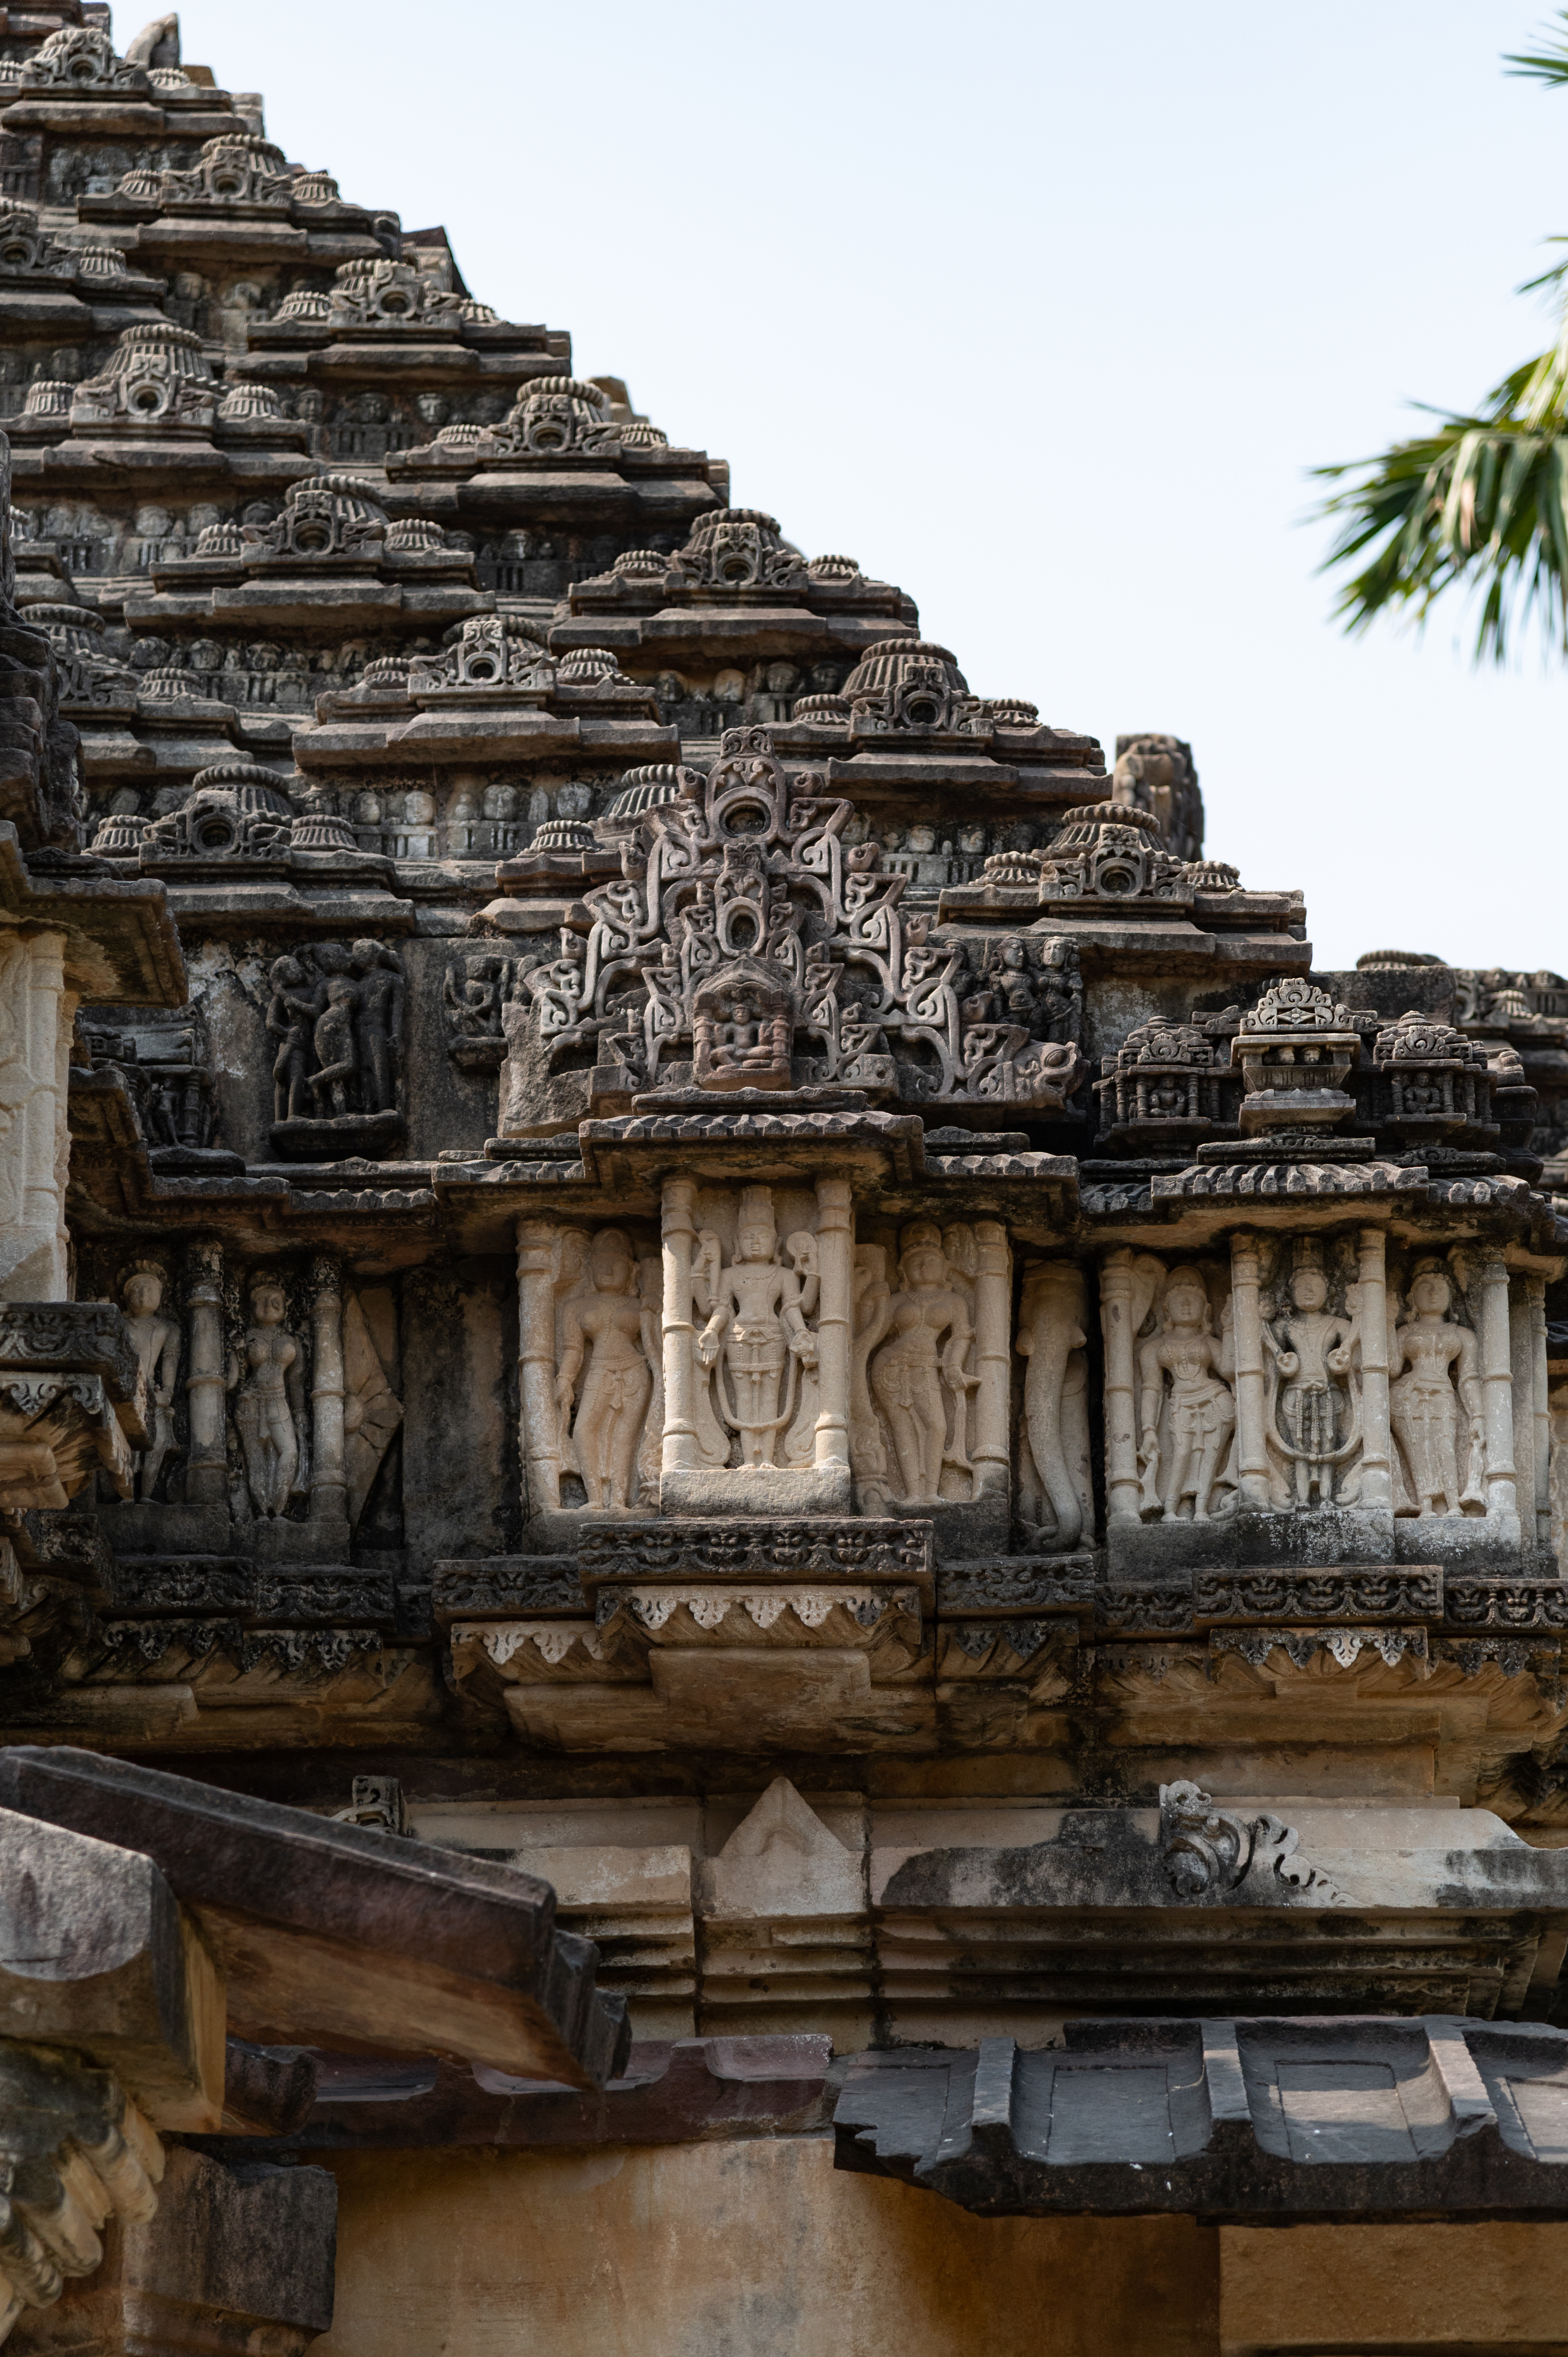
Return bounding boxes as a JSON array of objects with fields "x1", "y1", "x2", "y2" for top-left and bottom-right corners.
[
  {"x1": 1313, "y1": 348, "x2": 1568, "y2": 662},
  {"x1": 1506, "y1": 9, "x2": 1568, "y2": 82}
]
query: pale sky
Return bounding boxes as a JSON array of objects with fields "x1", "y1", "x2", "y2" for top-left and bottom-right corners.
[{"x1": 163, "y1": 0, "x2": 1568, "y2": 972}]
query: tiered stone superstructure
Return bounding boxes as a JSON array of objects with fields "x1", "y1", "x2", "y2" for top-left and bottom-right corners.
[{"x1": 3, "y1": 12, "x2": 1568, "y2": 2357}]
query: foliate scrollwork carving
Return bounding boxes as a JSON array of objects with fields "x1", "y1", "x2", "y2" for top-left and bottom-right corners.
[
  {"x1": 266, "y1": 938, "x2": 405, "y2": 1157},
  {"x1": 500, "y1": 726, "x2": 1086, "y2": 1127}
]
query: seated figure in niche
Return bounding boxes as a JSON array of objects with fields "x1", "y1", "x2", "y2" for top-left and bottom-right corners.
[
  {"x1": 868, "y1": 1221, "x2": 977, "y2": 1505},
  {"x1": 695, "y1": 1189, "x2": 818, "y2": 1469},
  {"x1": 1136, "y1": 1265, "x2": 1236, "y2": 1521},
  {"x1": 1389, "y1": 1259, "x2": 1486, "y2": 1517},
  {"x1": 701, "y1": 986, "x2": 787, "y2": 1079},
  {"x1": 554, "y1": 1228, "x2": 658, "y2": 1512},
  {"x1": 121, "y1": 1259, "x2": 180, "y2": 1502},
  {"x1": 226, "y1": 1277, "x2": 308, "y2": 1519}
]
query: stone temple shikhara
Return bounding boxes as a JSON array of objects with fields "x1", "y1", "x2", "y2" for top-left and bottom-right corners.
[{"x1": 7, "y1": 11, "x2": 1568, "y2": 2357}]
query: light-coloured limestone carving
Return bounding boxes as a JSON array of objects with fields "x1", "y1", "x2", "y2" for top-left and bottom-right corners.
[
  {"x1": 695, "y1": 1188, "x2": 820, "y2": 1471},
  {"x1": 1263, "y1": 1241, "x2": 1356, "y2": 1507},
  {"x1": 0, "y1": 931, "x2": 73, "y2": 1304},
  {"x1": 660, "y1": 1178, "x2": 853, "y2": 1513},
  {"x1": 865, "y1": 1222, "x2": 978, "y2": 1508},
  {"x1": 1136, "y1": 1262, "x2": 1236, "y2": 1523},
  {"x1": 1015, "y1": 1261, "x2": 1093, "y2": 1548},
  {"x1": 121, "y1": 1259, "x2": 179, "y2": 1500},
  {"x1": 1389, "y1": 1258, "x2": 1485, "y2": 1518},
  {"x1": 225, "y1": 1277, "x2": 308, "y2": 1519},
  {"x1": 556, "y1": 1228, "x2": 660, "y2": 1511}
]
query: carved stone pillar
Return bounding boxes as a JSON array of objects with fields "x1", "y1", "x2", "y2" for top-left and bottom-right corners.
[
  {"x1": 812, "y1": 1178, "x2": 852, "y2": 1473},
  {"x1": 1511, "y1": 1274, "x2": 1552, "y2": 1548},
  {"x1": 1478, "y1": 1255, "x2": 1519, "y2": 1523},
  {"x1": 308, "y1": 1256, "x2": 345, "y2": 1525},
  {"x1": 0, "y1": 930, "x2": 74, "y2": 1304},
  {"x1": 659, "y1": 1178, "x2": 702, "y2": 1484},
  {"x1": 1228, "y1": 1232, "x2": 1271, "y2": 1509},
  {"x1": 1354, "y1": 1227, "x2": 1393, "y2": 1512},
  {"x1": 1531, "y1": 1275, "x2": 1552, "y2": 1548},
  {"x1": 971, "y1": 1219, "x2": 1012, "y2": 1500},
  {"x1": 182, "y1": 1237, "x2": 226, "y2": 1507},
  {"x1": 1099, "y1": 1249, "x2": 1141, "y2": 1526},
  {"x1": 517, "y1": 1219, "x2": 563, "y2": 1515}
]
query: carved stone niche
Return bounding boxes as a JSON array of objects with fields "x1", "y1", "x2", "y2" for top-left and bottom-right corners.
[
  {"x1": 265, "y1": 939, "x2": 405, "y2": 1159},
  {"x1": 692, "y1": 957, "x2": 793, "y2": 1092},
  {"x1": 1107, "y1": 1228, "x2": 1532, "y2": 1576},
  {"x1": 1094, "y1": 1012, "x2": 1242, "y2": 1154}
]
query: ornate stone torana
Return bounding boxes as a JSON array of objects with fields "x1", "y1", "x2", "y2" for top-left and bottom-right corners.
[
  {"x1": 0, "y1": 15, "x2": 1567, "y2": 2347},
  {"x1": 496, "y1": 728, "x2": 1088, "y2": 1131}
]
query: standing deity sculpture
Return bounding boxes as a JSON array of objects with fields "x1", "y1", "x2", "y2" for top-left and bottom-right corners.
[
  {"x1": 695, "y1": 1189, "x2": 819, "y2": 1469},
  {"x1": 121, "y1": 1259, "x2": 180, "y2": 1501},
  {"x1": 1389, "y1": 1258, "x2": 1486, "y2": 1518},
  {"x1": 225, "y1": 1276, "x2": 309, "y2": 1518},
  {"x1": 866, "y1": 1221, "x2": 978, "y2": 1506},
  {"x1": 554, "y1": 1228, "x2": 659, "y2": 1511},
  {"x1": 1263, "y1": 1244, "x2": 1357, "y2": 1506},
  {"x1": 1136, "y1": 1263, "x2": 1236, "y2": 1522}
]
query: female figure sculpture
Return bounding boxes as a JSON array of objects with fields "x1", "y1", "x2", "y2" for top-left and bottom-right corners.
[
  {"x1": 1135, "y1": 1264, "x2": 1235, "y2": 1521},
  {"x1": 1389, "y1": 1259, "x2": 1485, "y2": 1517},
  {"x1": 121, "y1": 1259, "x2": 180, "y2": 1501},
  {"x1": 555, "y1": 1228, "x2": 658, "y2": 1511},
  {"x1": 869, "y1": 1221, "x2": 977, "y2": 1505},
  {"x1": 226, "y1": 1277, "x2": 308, "y2": 1518}
]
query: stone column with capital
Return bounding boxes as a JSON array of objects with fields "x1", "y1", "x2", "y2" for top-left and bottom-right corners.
[
  {"x1": 1478, "y1": 1254, "x2": 1519, "y2": 1528},
  {"x1": 1228, "y1": 1232, "x2": 1272, "y2": 1510},
  {"x1": 309, "y1": 1255, "x2": 346, "y2": 1526},
  {"x1": 1354, "y1": 1226, "x2": 1393, "y2": 1513},
  {"x1": 811, "y1": 1177, "x2": 853, "y2": 1476},
  {"x1": 971, "y1": 1219, "x2": 1012, "y2": 1502},
  {"x1": 1099, "y1": 1249, "x2": 1141, "y2": 1527},
  {"x1": 0, "y1": 929, "x2": 74, "y2": 1303},
  {"x1": 659, "y1": 1177, "x2": 702, "y2": 1486},
  {"x1": 517, "y1": 1219, "x2": 565, "y2": 1517},
  {"x1": 180, "y1": 1237, "x2": 227, "y2": 1507}
]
